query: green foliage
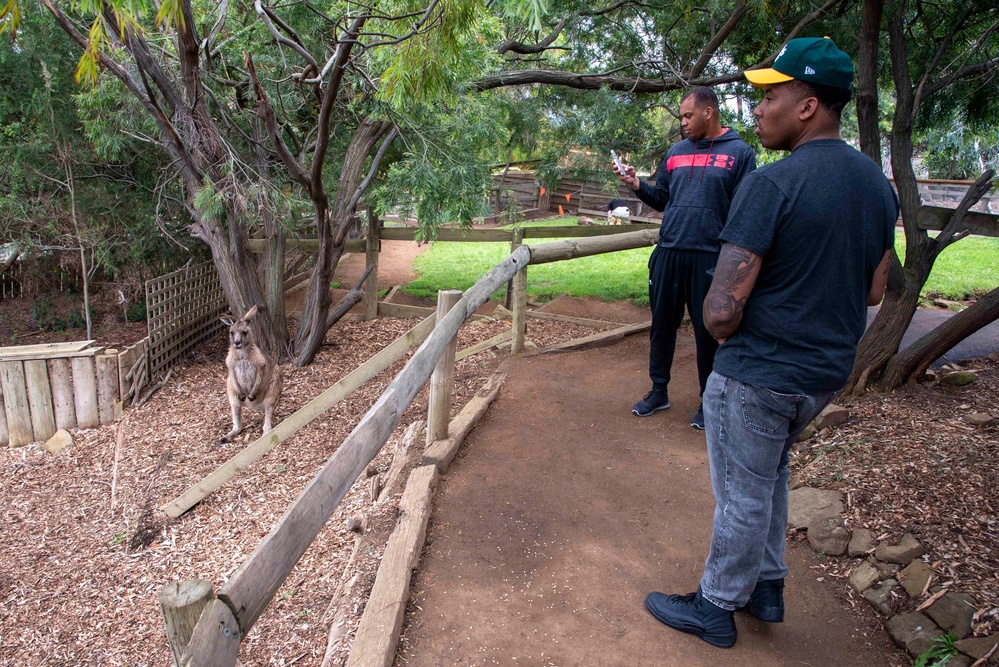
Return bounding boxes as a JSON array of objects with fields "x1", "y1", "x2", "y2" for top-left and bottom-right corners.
[
  {"x1": 914, "y1": 632, "x2": 958, "y2": 667},
  {"x1": 125, "y1": 300, "x2": 146, "y2": 322},
  {"x1": 896, "y1": 231, "x2": 999, "y2": 300},
  {"x1": 30, "y1": 295, "x2": 91, "y2": 331},
  {"x1": 377, "y1": 0, "x2": 501, "y2": 108},
  {"x1": 373, "y1": 96, "x2": 507, "y2": 237}
]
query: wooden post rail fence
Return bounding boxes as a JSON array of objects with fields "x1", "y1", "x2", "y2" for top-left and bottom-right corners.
[{"x1": 161, "y1": 229, "x2": 665, "y2": 665}]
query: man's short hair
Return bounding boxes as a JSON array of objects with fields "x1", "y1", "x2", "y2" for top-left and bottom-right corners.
[
  {"x1": 607, "y1": 198, "x2": 632, "y2": 212},
  {"x1": 787, "y1": 79, "x2": 852, "y2": 118},
  {"x1": 680, "y1": 86, "x2": 719, "y2": 111}
]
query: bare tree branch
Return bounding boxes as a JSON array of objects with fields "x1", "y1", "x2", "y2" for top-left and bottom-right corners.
[
  {"x1": 347, "y1": 127, "x2": 399, "y2": 213},
  {"x1": 254, "y1": 0, "x2": 320, "y2": 72},
  {"x1": 686, "y1": 0, "x2": 748, "y2": 78},
  {"x1": 934, "y1": 170, "x2": 995, "y2": 250},
  {"x1": 497, "y1": 19, "x2": 566, "y2": 55},
  {"x1": 246, "y1": 52, "x2": 313, "y2": 192}
]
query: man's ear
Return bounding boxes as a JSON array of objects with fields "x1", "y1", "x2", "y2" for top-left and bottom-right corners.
[{"x1": 798, "y1": 95, "x2": 819, "y2": 121}]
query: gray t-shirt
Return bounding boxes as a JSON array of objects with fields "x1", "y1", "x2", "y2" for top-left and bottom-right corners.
[{"x1": 712, "y1": 139, "x2": 899, "y2": 394}]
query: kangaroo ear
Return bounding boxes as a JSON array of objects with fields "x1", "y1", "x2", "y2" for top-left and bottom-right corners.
[
  {"x1": 244, "y1": 304, "x2": 258, "y2": 320},
  {"x1": 220, "y1": 316, "x2": 235, "y2": 327}
]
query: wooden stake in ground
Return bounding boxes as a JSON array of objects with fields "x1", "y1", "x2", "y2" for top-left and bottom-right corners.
[{"x1": 159, "y1": 579, "x2": 215, "y2": 667}]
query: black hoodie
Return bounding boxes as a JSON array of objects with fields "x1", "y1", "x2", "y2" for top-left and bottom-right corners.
[{"x1": 635, "y1": 128, "x2": 756, "y2": 252}]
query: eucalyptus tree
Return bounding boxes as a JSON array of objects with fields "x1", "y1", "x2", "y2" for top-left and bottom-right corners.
[
  {"x1": 2, "y1": 0, "x2": 521, "y2": 364},
  {"x1": 842, "y1": 0, "x2": 998, "y2": 396}
]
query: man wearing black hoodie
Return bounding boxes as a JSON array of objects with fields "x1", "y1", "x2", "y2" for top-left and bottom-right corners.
[{"x1": 615, "y1": 87, "x2": 756, "y2": 428}]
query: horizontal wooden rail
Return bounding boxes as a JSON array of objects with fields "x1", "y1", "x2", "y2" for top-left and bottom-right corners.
[
  {"x1": 916, "y1": 205, "x2": 999, "y2": 238},
  {"x1": 249, "y1": 223, "x2": 662, "y2": 255},
  {"x1": 527, "y1": 228, "x2": 659, "y2": 264}
]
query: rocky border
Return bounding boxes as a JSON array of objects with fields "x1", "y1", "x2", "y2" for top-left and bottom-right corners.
[{"x1": 790, "y1": 402, "x2": 998, "y2": 666}]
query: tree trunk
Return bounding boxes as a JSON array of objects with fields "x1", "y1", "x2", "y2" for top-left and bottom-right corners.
[
  {"x1": 840, "y1": 3, "x2": 928, "y2": 400},
  {"x1": 879, "y1": 285, "x2": 999, "y2": 388},
  {"x1": 293, "y1": 118, "x2": 392, "y2": 366},
  {"x1": 840, "y1": 255, "x2": 930, "y2": 400},
  {"x1": 856, "y1": 0, "x2": 883, "y2": 165},
  {"x1": 253, "y1": 117, "x2": 288, "y2": 360}
]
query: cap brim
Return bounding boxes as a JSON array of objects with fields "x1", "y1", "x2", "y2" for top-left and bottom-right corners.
[{"x1": 744, "y1": 68, "x2": 795, "y2": 86}]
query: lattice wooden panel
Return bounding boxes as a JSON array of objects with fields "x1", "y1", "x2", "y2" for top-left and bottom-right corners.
[{"x1": 145, "y1": 261, "x2": 227, "y2": 377}]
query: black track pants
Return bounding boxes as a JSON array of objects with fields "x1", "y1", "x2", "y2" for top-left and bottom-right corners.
[{"x1": 647, "y1": 245, "x2": 720, "y2": 397}]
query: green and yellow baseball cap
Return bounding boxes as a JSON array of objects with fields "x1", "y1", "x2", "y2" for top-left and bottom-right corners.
[{"x1": 745, "y1": 37, "x2": 853, "y2": 90}]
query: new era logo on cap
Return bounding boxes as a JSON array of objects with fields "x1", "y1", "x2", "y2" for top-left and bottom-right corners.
[{"x1": 744, "y1": 37, "x2": 853, "y2": 90}]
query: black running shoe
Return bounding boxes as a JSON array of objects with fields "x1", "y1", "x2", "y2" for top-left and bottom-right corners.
[
  {"x1": 632, "y1": 389, "x2": 670, "y2": 417},
  {"x1": 690, "y1": 404, "x2": 705, "y2": 430}
]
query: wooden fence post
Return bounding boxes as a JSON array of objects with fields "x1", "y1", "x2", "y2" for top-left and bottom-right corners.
[
  {"x1": 427, "y1": 290, "x2": 462, "y2": 445},
  {"x1": 364, "y1": 209, "x2": 381, "y2": 321},
  {"x1": 511, "y1": 266, "x2": 527, "y2": 354},
  {"x1": 159, "y1": 579, "x2": 215, "y2": 667},
  {"x1": 504, "y1": 227, "x2": 524, "y2": 309}
]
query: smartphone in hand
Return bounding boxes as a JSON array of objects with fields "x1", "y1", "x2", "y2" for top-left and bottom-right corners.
[{"x1": 610, "y1": 150, "x2": 625, "y2": 174}]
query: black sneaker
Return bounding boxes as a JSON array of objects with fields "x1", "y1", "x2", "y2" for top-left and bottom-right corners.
[
  {"x1": 632, "y1": 389, "x2": 670, "y2": 417},
  {"x1": 740, "y1": 578, "x2": 784, "y2": 623},
  {"x1": 690, "y1": 404, "x2": 705, "y2": 430},
  {"x1": 645, "y1": 588, "x2": 737, "y2": 648}
]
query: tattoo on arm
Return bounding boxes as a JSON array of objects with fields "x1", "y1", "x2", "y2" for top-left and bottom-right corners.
[{"x1": 703, "y1": 244, "x2": 761, "y2": 341}]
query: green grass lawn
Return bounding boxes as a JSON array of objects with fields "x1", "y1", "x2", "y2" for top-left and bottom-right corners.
[{"x1": 406, "y1": 217, "x2": 998, "y2": 306}]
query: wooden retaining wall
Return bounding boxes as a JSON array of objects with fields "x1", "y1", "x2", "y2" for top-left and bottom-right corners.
[{"x1": 0, "y1": 341, "x2": 120, "y2": 447}]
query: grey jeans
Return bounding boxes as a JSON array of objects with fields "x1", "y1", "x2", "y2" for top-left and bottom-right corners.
[{"x1": 698, "y1": 372, "x2": 834, "y2": 611}]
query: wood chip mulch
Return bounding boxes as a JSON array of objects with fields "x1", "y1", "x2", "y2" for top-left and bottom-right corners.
[
  {"x1": 790, "y1": 356, "x2": 999, "y2": 637},
  {"x1": 0, "y1": 315, "x2": 592, "y2": 666}
]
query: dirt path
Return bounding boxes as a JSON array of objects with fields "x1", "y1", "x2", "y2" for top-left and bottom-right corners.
[{"x1": 398, "y1": 319, "x2": 904, "y2": 666}]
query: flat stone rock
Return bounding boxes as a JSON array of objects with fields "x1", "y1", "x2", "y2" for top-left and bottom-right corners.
[
  {"x1": 945, "y1": 654, "x2": 974, "y2": 667},
  {"x1": 872, "y1": 559, "x2": 900, "y2": 578},
  {"x1": 795, "y1": 423, "x2": 816, "y2": 443},
  {"x1": 886, "y1": 611, "x2": 945, "y2": 659},
  {"x1": 848, "y1": 527, "x2": 876, "y2": 556},
  {"x1": 849, "y1": 561, "x2": 880, "y2": 592},
  {"x1": 900, "y1": 560, "x2": 934, "y2": 598},
  {"x1": 966, "y1": 412, "x2": 996, "y2": 427},
  {"x1": 940, "y1": 370, "x2": 977, "y2": 386},
  {"x1": 814, "y1": 403, "x2": 850, "y2": 430},
  {"x1": 925, "y1": 592, "x2": 977, "y2": 640},
  {"x1": 787, "y1": 487, "x2": 843, "y2": 530},
  {"x1": 876, "y1": 533, "x2": 926, "y2": 566},
  {"x1": 42, "y1": 428, "x2": 74, "y2": 454},
  {"x1": 807, "y1": 515, "x2": 850, "y2": 556},
  {"x1": 863, "y1": 579, "x2": 898, "y2": 616},
  {"x1": 955, "y1": 633, "x2": 999, "y2": 661}
]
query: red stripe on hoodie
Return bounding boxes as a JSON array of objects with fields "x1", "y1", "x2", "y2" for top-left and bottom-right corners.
[{"x1": 666, "y1": 153, "x2": 736, "y2": 172}]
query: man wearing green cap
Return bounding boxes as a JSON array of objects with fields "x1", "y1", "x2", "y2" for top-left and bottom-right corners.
[{"x1": 644, "y1": 37, "x2": 898, "y2": 648}]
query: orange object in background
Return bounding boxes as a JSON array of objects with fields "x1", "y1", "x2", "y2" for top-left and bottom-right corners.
[
  {"x1": 565, "y1": 193, "x2": 572, "y2": 202},
  {"x1": 539, "y1": 187, "x2": 546, "y2": 196},
  {"x1": 558, "y1": 205, "x2": 564, "y2": 215}
]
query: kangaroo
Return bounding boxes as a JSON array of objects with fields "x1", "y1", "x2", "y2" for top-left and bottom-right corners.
[{"x1": 221, "y1": 305, "x2": 282, "y2": 442}]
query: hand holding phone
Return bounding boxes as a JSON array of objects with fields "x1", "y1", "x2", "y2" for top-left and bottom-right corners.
[{"x1": 610, "y1": 150, "x2": 625, "y2": 174}]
